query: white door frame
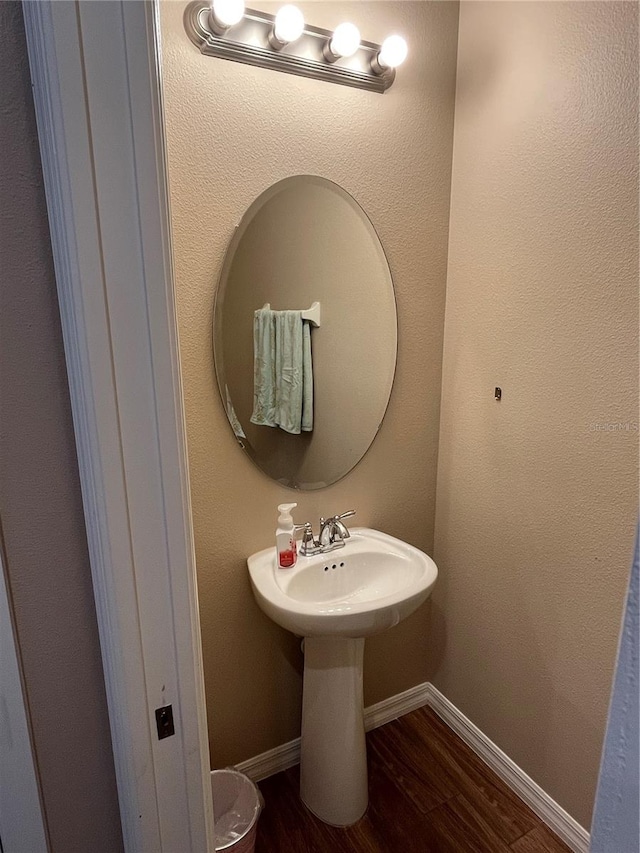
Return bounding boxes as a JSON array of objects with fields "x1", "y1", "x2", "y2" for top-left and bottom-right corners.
[{"x1": 22, "y1": 2, "x2": 214, "y2": 850}]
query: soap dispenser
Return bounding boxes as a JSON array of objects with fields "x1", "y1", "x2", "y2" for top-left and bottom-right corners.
[{"x1": 276, "y1": 503, "x2": 298, "y2": 569}]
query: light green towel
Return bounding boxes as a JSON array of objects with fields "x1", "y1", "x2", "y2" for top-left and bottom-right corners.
[
  {"x1": 225, "y1": 384, "x2": 246, "y2": 440},
  {"x1": 250, "y1": 307, "x2": 313, "y2": 434}
]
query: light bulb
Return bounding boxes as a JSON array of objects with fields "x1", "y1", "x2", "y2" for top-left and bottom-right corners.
[
  {"x1": 210, "y1": 0, "x2": 244, "y2": 32},
  {"x1": 328, "y1": 22, "x2": 361, "y2": 59},
  {"x1": 377, "y1": 35, "x2": 408, "y2": 69},
  {"x1": 273, "y1": 5, "x2": 305, "y2": 45}
]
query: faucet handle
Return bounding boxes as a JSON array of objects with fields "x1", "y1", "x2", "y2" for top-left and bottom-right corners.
[
  {"x1": 295, "y1": 522, "x2": 320, "y2": 555},
  {"x1": 333, "y1": 510, "x2": 355, "y2": 541},
  {"x1": 294, "y1": 521, "x2": 313, "y2": 539}
]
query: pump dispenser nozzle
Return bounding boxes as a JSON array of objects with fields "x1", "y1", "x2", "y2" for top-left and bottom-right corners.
[{"x1": 277, "y1": 503, "x2": 297, "y2": 525}]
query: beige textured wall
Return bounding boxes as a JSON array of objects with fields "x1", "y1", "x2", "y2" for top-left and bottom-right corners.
[
  {"x1": 0, "y1": 3, "x2": 123, "y2": 850},
  {"x1": 160, "y1": 0, "x2": 459, "y2": 766},
  {"x1": 434, "y1": 1, "x2": 639, "y2": 829}
]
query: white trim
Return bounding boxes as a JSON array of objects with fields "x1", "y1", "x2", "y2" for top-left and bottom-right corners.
[
  {"x1": 0, "y1": 551, "x2": 49, "y2": 853},
  {"x1": 235, "y1": 737, "x2": 302, "y2": 783},
  {"x1": 22, "y1": 2, "x2": 214, "y2": 850},
  {"x1": 365, "y1": 681, "x2": 433, "y2": 731},
  {"x1": 424, "y1": 684, "x2": 590, "y2": 853},
  {"x1": 233, "y1": 681, "x2": 432, "y2": 782}
]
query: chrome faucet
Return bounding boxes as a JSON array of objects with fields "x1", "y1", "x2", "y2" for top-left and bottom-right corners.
[
  {"x1": 319, "y1": 511, "x2": 355, "y2": 550},
  {"x1": 296, "y1": 511, "x2": 356, "y2": 556}
]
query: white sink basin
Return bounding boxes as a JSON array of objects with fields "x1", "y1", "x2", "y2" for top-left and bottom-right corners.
[{"x1": 248, "y1": 527, "x2": 438, "y2": 638}]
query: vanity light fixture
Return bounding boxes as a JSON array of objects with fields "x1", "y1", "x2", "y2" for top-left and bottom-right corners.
[{"x1": 185, "y1": 1, "x2": 406, "y2": 93}]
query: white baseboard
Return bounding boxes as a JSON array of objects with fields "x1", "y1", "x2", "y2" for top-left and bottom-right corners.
[
  {"x1": 424, "y1": 684, "x2": 590, "y2": 853},
  {"x1": 364, "y1": 681, "x2": 433, "y2": 731},
  {"x1": 234, "y1": 735, "x2": 301, "y2": 784},
  {"x1": 232, "y1": 681, "x2": 432, "y2": 782},
  {"x1": 226, "y1": 681, "x2": 590, "y2": 853}
]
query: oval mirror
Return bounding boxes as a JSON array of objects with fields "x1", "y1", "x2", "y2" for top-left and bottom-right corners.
[{"x1": 214, "y1": 175, "x2": 397, "y2": 490}]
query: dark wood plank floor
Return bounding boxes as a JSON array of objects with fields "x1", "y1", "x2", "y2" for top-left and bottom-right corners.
[{"x1": 255, "y1": 706, "x2": 572, "y2": 853}]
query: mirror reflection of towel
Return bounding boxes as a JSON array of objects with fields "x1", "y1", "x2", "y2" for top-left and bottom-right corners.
[
  {"x1": 225, "y1": 384, "x2": 246, "y2": 440},
  {"x1": 250, "y1": 307, "x2": 313, "y2": 434}
]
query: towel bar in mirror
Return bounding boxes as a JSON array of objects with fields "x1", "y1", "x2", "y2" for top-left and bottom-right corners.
[{"x1": 262, "y1": 301, "x2": 321, "y2": 327}]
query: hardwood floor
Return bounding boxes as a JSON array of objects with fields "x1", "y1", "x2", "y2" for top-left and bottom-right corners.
[{"x1": 255, "y1": 706, "x2": 573, "y2": 853}]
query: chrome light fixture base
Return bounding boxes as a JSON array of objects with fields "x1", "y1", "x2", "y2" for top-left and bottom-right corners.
[{"x1": 184, "y1": 2, "x2": 396, "y2": 94}]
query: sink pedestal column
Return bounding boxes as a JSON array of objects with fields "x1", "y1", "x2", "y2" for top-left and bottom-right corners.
[{"x1": 300, "y1": 636, "x2": 367, "y2": 826}]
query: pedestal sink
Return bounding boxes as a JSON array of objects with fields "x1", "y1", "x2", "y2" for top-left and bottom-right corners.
[{"x1": 247, "y1": 528, "x2": 438, "y2": 826}]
